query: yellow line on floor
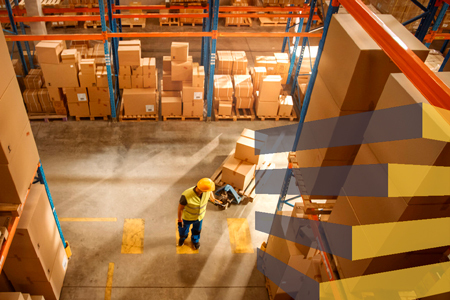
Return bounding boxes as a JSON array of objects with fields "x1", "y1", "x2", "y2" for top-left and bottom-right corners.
[
  {"x1": 227, "y1": 218, "x2": 254, "y2": 254},
  {"x1": 176, "y1": 219, "x2": 199, "y2": 254},
  {"x1": 104, "y1": 262, "x2": 114, "y2": 300},
  {"x1": 121, "y1": 218, "x2": 145, "y2": 254},
  {"x1": 60, "y1": 218, "x2": 118, "y2": 222}
]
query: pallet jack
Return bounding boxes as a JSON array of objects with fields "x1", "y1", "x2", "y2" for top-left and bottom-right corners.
[{"x1": 214, "y1": 184, "x2": 242, "y2": 210}]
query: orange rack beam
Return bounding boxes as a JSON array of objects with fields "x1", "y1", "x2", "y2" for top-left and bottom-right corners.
[
  {"x1": 112, "y1": 4, "x2": 208, "y2": 10},
  {"x1": 0, "y1": 163, "x2": 40, "y2": 273},
  {"x1": 339, "y1": 0, "x2": 450, "y2": 110}
]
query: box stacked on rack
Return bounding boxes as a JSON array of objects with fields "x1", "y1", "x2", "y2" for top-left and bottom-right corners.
[
  {"x1": 255, "y1": 56, "x2": 277, "y2": 75},
  {"x1": 118, "y1": 40, "x2": 158, "y2": 116},
  {"x1": 233, "y1": 75, "x2": 254, "y2": 110},
  {"x1": 274, "y1": 52, "x2": 289, "y2": 82},
  {"x1": 255, "y1": 75, "x2": 282, "y2": 117},
  {"x1": 214, "y1": 74, "x2": 233, "y2": 115},
  {"x1": 216, "y1": 51, "x2": 233, "y2": 75},
  {"x1": 231, "y1": 51, "x2": 248, "y2": 75},
  {"x1": 278, "y1": 92, "x2": 293, "y2": 117},
  {"x1": 251, "y1": 66, "x2": 267, "y2": 94}
]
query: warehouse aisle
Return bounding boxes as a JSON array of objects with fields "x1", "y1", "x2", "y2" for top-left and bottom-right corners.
[{"x1": 31, "y1": 120, "x2": 293, "y2": 300}]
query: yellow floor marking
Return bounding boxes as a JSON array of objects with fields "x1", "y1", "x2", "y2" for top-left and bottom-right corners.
[
  {"x1": 176, "y1": 219, "x2": 199, "y2": 254},
  {"x1": 227, "y1": 218, "x2": 254, "y2": 254},
  {"x1": 60, "y1": 218, "x2": 118, "y2": 222},
  {"x1": 121, "y1": 219, "x2": 145, "y2": 254},
  {"x1": 104, "y1": 262, "x2": 114, "y2": 300}
]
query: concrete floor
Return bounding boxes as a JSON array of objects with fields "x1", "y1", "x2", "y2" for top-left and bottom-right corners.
[{"x1": 31, "y1": 119, "x2": 294, "y2": 300}]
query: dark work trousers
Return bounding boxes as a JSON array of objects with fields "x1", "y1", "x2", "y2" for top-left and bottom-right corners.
[{"x1": 178, "y1": 219, "x2": 203, "y2": 244}]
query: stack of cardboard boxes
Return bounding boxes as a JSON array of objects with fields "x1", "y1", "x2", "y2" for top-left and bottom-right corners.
[
  {"x1": 22, "y1": 69, "x2": 56, "y2": 114},
  {"x1": 214, "y1": 74, "x2": 233, "y2": 115},
  {"x1": 36, "y1": 40, "x2": 111, "y2": 118},
  {"x1": 0, "y1": 293, "x2": 45, "y2": 300},
  {"x1": 221, "y1": 129, "x2": 268, "y2": 190},
  {"x1": 118, "y1": 40, "x2": 158, "y2": 117},
  {"x1": 161, "y1": 42, "x2": 204, "y2": 118},
  {"x1": 233, "y1": 75, "x2": 254, "y2": 110},
  {"x1": 255, "y1": 52, "x2": 291, "y2": 81},
  {"x1": 255, "y1": 75, "x2": 283, "y2": 117},
  {"x1": 0, "y1": 30, "x2": 68, "y2": 300},
  {"x1": 225, "y1": 2, "x2": 251, "y2": 27},
  {"x1": 216, "y1": 51, "x2": 248, "y2": 75}
]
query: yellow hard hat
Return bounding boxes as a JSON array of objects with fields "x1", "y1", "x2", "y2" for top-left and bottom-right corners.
[{"x1": 197, "y1": 178, "x2": 215, "y2": 192}]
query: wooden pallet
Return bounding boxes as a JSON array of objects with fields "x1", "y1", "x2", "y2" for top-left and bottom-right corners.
[
  {"x1": 118, "y1": 101, "x2": 158, "y2": 122},
  {"x1": 179, "y1": 21, "x2": 203, "y2": 26},
  {"x1": 121, "y1": 22, "x2": 146, "y2": 28},
  {"x1": 51, "y1": 23, "x2": 78, "y2": 28},
  {"x1": 121, "y1": 19, "x2": 146, "y2": 28},
  {"x1": 162, "y1": 115, "x2": 203, "y2": 121},
  {"x1": 225, "y1": 17, "x2": 252, "y2": 27},
  {"x1": 160, "y1": 18, "x2": 180, "y2": 26},
  {"x1": 259, "y1": 17, "x2": 290, "y2": 27},
  {"x1": 75, "y1": 115, "x2": 109, "y2": 121},
  {"x1": 84, "y1": 22, "x2": 100, "y2": 29},
  {"x1": 234, "y1": 107, "x2": 256, "y2": 121},
  {"x1": 214, "y1": 108, "x2": 237, "y2": 121},
  {"x1": 258, "y1": 106, "x2": 298, "y2": 121},
  {"x1": 28, "y1": 113, "x2": 68, "y2": 122},
  {"x1": 210, "y1": 149, "x2": 275, "y2": 202}
]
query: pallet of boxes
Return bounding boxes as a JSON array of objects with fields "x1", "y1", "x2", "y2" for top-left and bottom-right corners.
[
  {"x1": 0, "y1": 30, "x2": 68, "y2": 300},
  {"x1": 35, "y1": 40, "x2": 112, "y2": 121},
  {"x1": 118, "y1": 40, "x2": 159, "y2": 122},
  {"x1": 212, "y1": 129, "x2": 271, "y2": 201},
  {"x1": 160, "y1": 42, "x2": 204, "y2": 121}
]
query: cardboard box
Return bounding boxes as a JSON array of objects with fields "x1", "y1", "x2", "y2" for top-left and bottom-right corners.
[
  {"x1": 47, "y1": 87, "x2": 64, "y2": 102},
  {"x1": 182, "y1": 99, "x2": 203, "y2": 117},
  {"x1": 118, "y1": 75, "x2": 132, "y2": 89},
  {"x1": 217, "y1": 51, "x2": 233, "y2": 72},
  {"x1": 52, "y1": 101, "x2": 67, "y2": 115},
  {"x1": 234, "y1": 82, "x2": 253, "y2": 98},
  {"x1": 119, "y1": 65, "x2": 131, "y2": 76},
  {"x1": 37, "y1": 89, "x2": 55, "y2": 113},
  {"x1": 163, "y1": 56, "x2": 171, "y2": 73},
  {"x1": 235, "y1": 96, "x2": 254, "y2": 109},
  {"x1": 23, "y1": 89, "x2": 42, "y2": 113},
  {"x1": 118, "y1": 40, "x2": 141, "y2": 47},
  {"x1": 278, "y1": 94, "x2": 293, "y2": 117},
  {"x1": 171, "y1": 57, "x2": 193, "y2": 81},
  {"x1": 143, "y1": 70, "x2": 157, "y2": 89},
  {"x1": 255, "y1": 98, "x2": 279, "y2": 116},
  {"x1": 214, "y1": 75, "x2": 233, "y2": 98},
  {"x1": 21, "y1": 295, "x2": 32, "y2": 300},
  {"x1": 259, "y1": 75, "x2": 282, "y2": 102},
  {"x1": 162, "y1": 72, "x2": 182, "y2": 91},
  {"x1": 61, "y1": 49, "x2": 77, "y2": 64},
  {"x1": 0, "y1": 293, "x2": 24, "y2": 300},
  {"x1": 0, "y1": 26, "x2": 17, "y2": 94},
  {"x1": 41, "y1": 63, "x2": 79, "y2": 88},
  {"x1": 218, "y1": 101, "x2": 233, "y2": 115},
  {"x1": 78, "y1": 71, "x2": 96, "y2": 88},
  {"x1": 5, "y1": 184, "x2": 60, "y2": 283},
  {"x1": 131, "y1": 59, "x2": 143, "y2": 75},
  {"x1": 161, "y1": 96, "x2": 182, "y2": 116},
  {"x1": 192, "y1": 63, "x2": 205, "y2": 88},
  {"x1": 87, "y1": 87, "x2": 109, "y2": 102},
  {"x1": 182, "y1": 83, "x2": 204, "y2": 102},
  {"x1": 24, "y1": 75, "x2": 43, "y2": 89},
  {"x1": 30, "y1": 296, "x2": 45, "y2": 300},
  {"x1": 89, "y1": 100, "x2": 110, "y2": 116},
  {"x1": 64, "y1": 87, "x2": 88, "y2": 103},
  {"x1": 0, "y1": 122, "x2": 39, "y2": 204},
  {"x1": 232, "y1": 53, "x2": 248, "y2": 75},
  {"x1": 122, "y1": 88, "x2": 157, "y2": 115},
  {"x1": 234, "y1": 75, "x2": 251, "y2": 85},
  {"x1": 79, "y1": 59, "x2": 96, "y2": 74},
  {"x1": 67, "y1": 102, "x2": 90, "y2": 117},
  {"x1": 252, "y1": 67, "x2": 267, "y2": 92},
  {"x1": 118, "y1": 45, "x2": 141, "y2": 66},
  {"x1": 171, "y1": 42, "x2": 189, "y2": 61},
  {"x1": 276, "y1": 59, "x2": 289, "y2": 75},
  {"x1": 265, "y1": 59, "x2": 277, "y2": 75},
  {"x1": 235, "y1": 128, "x2": 268, "y2": 165},
  {"x1": 222, "y1": 157, "x2": 256, "y2": 190},
  {"x1": 0, "y1": 78, "x2": 29, "y2": 164},
  {"x1": 143, "y1": 57, "x2": 156, "y2": 77},
  {"x1": 131, "y1": 74, "x2": 144, "y2": 88},
  {"x1": 95, "y1": 66, "x2": 108, "y2": 88},
  {"x1": 318, "y1": 14, "x2": 429, "y2": 111},
  {"x1": 36, "y1": 41, "x2": 64, "y2": 64}
]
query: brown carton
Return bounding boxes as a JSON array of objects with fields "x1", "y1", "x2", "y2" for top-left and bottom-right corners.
[
  {"x1": 235, "y1": 96, "x2": 254, "y2": 109},
  {"x1": 0, "y1": 28, "x2": 17, "y2": 92},
  {"x1": 89, "y1": 100, "x2": 110, "y2": 116},
  {"x1": 278, "y1": 94, "x2": 293, "y2": 117},
  {"x1": 259, "y1": 75, "x2": 282, "y2": 102},
  {"x1": 255, "y1": 98, "x2": 279, "y2": 116},
  {"x1": 218, "y1": 101, "x2": 233, "y2": 115},
  {"x1": 119, "y1": 75, "x2": 132, "y2": 89},
  {"x1": 162, "y1": 72, "x2": 182, "y2": 91},
  {"x1": 67, "y1": 102, "x2": 90, "y2": 117},
  {"x1": 87, "y1": 87, "x2": 109, "y2": 102},
  {"x1": 0, "y1": 78, "x2": 29, "y2": 164},
  {"x1": 235, "y1": 128, "x2": 268, "y2": 165},
  {"x1": 24, "y1": 75, "x2": 43, "y2": 89},
  {"x1": 23, "y1": 89, "x2": 42, "y2": 113},
  {"x1": 182, "y1": 83, "x2": 204, "y2": 102},
  {"x1": 234, "y1": 74, "x2": 251, "y2": 85},
  {"x1": 182, "y1": 99, "x2": 203, "y2": 117},
  {"x1": 0, "y1": 293, "x2": 24, "y2": 300},
  {"x1": 79, "y1": 59, "x2": 96, "y2": 74},
  {"x1": 78, "y1": 71, "x2": 96, "y2": 88},
  {"x1": 95, "y1": 66, "x2": 108, "y2": 88},
  {"x1": 52, "y1": 101, "x2": 67, "y2": 115},
  {"x1": 131, "y1": 74, "x2": 144, "y2": 88},
  {"x1": 37, "y1": 89, "x2": 55, "y2": 113},
  {"x1": 214, "y1": 75, "x2": 233, "y2": 98},
  {"x1": 217, "y1": 51, "x2": 233, "y2": 72},
  {"x1": 0, "y1": 122, "x2": 39, "y2": 204},
  {"x1": 234, "y1": 81, "x2": 253, "y2": 98},
  {"x1": 171, "y1": 57, "x2": 193, "y2": 81},
  {"x1": 161, "y1": 96, "x2": 182, "y2": 116},
  {"x1": 192, "y1": 63, "x2": 205, "y2": 88},
  {"x1": 163, "y1": 56, "x2": 171, "y2": 73},
  {"x1": 143, "y1": 57, "x2": 156, "y2": 77},
  {"x1": 118, "y1": 45, "x2": 141, "y2": 66},
  {"x1": 36, "y1": 41, "x2": 64, "y2": 64},
  {"x1": 119, "y1": 65, "x2": 131, "y2": 76},
  {"x1": 131, "y1": 59, "x2": 143, "y2": 75},
  {"x1": 64, "y1": 87, "x2": 88, "y2": 103},
  {"x1": 61, "y1": 49, "x2": 78, "y2": 64},
  {"x1": 123, "y1": 88, "x2": 157, "y2": 115},
  {"x1": 118, "y1": 40, "x2": 141, "y2": 47},
  {"x1": 171, "y1": 42, "x2": 189, "y2": 61},
  {"x1": 41, "y1": 63, "x2": 79, "y2": 88},
  {"x1": 222, "y1": 157, "x2": 256, "y2": 190},
  {"x1": 47, "y1": 87, "x2": 64, "y2": 102},
  {"x1": 252, "y1": 67, "x2": 267, "y2": 92}
]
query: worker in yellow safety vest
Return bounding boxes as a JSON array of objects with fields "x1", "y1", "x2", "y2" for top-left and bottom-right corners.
[{"x1": 178, "y1": 178, "x2": 220, "y2": 250}]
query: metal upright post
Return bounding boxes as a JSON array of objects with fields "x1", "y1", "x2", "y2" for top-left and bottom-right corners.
[
  {"x1": 201, "y1": 6, "x2": 209, "y2": 66},
  {"x1": 425, "y1": 2, "x2": 449, "y2": 47},
  {"x1": 98, "y1": 0, "x2": 117, "y2": 118},
  {"x1": 107, "y1": 0, "x2": 120, "y2": 103},
  {"x1": 4, "y1": 0, "x2": 28, "y2": 75},
  {"x1": 115, "y1": 0, "x2": 123, "y2": 41},
  {"x1": 281, "y1": 8, "x2": 293, "y2": 53},
  {"x1": 12, "y1": 0, "x2": 34, "y2": 70},
  {"x1": 275, "y1": 0, "x2": 339, "y2": 213},
  {"x1": 290, "y1": 0, "x2": 317, "y2": 96},
  {"x1": 206, "y1": 0, "x2": 219, "y2": 121},
  {"x1": 415, "y1": 0, "x2": 438, "y2": 42},
  {"x1": 286, "y1": 17, "x2": 303, "y2": 84}
]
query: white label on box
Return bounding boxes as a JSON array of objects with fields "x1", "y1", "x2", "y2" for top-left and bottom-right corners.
[
  {"x1": 62, "y1": 256, "x2": 68, "y2": 270},
  {"x1": 145, "y1": 105, "x2": 154, "y2": 112},
  {"x1": 134, "y1": 18, "x2": 139, "y2": 21},
  {"x1": 77, "y1": 93, "x2": 88, "y2": 101},
  {"x1": 194, "y1": 92, "x2": 203, "y2": 100}
]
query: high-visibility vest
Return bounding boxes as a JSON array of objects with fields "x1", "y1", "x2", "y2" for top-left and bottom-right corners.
[{"x1": 181, "y1": 187, "x2": 210, "y2": 221}]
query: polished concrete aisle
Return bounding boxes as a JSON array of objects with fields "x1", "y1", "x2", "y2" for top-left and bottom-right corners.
[{"x1": 31, "y1": 120, "x2": 294, "y2": 300}]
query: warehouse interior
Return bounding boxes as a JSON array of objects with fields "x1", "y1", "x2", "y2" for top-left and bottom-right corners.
[{"x1": 1, "y1": 0, "x2": 450, "y2": 299}]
